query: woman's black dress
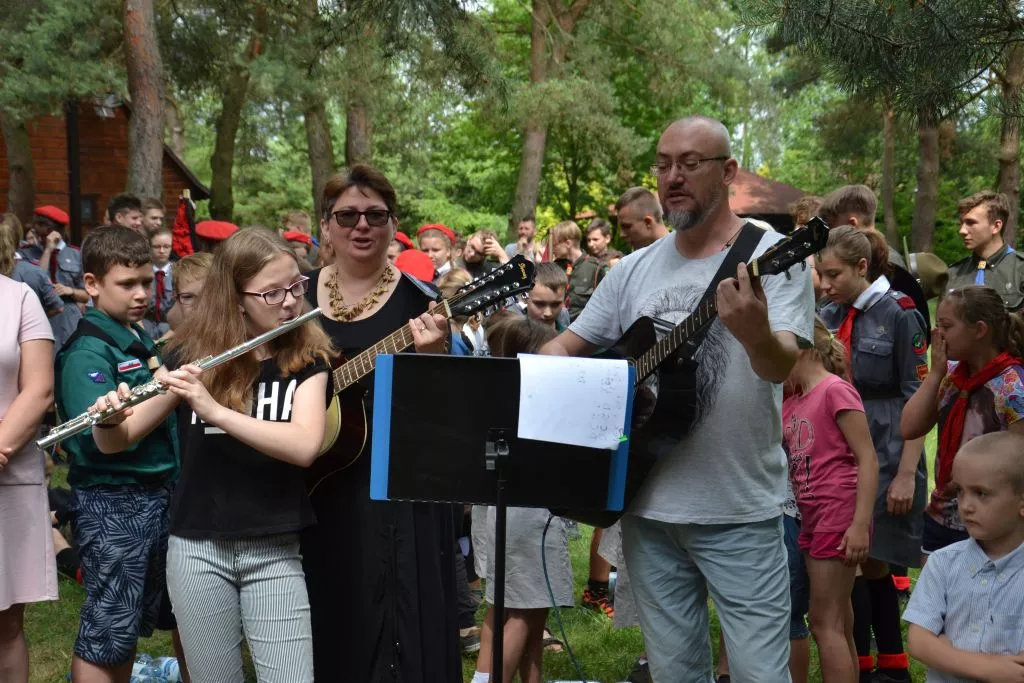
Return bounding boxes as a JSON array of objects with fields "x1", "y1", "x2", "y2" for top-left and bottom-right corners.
[{"x1": 301, "y1": 269, "x2": 459, "y2": 682}]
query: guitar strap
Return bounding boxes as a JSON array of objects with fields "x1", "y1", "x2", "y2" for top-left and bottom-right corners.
[{"x1": 678, "y1": 221, "x2": 765, "y2": 359}]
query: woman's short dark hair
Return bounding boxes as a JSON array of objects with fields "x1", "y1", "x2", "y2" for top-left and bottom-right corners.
[{"x1": 321, "y1": 165, "x2": 397, "y2": 222}]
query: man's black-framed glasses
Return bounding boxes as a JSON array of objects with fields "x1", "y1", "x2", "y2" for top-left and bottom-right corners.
[
  {"x1": 242, "y1": 276, "x2": 310, "y2": 305},
  {"x1": 650, "y1": 156, "x2": 729, "y2": 176},
  {"x1": 332, "y1": 209, "x2": 392, "y2": 228}
]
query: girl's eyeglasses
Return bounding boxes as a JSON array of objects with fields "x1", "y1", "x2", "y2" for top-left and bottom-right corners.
[{"x1": 242, "y1": 276, "x2": 310, "y2": 305}]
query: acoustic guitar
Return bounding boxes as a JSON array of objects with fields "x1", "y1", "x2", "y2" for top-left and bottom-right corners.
[
  {"x1": 554, "y1": 218, "x2": 830, "y2": 527},
  {"x1": 307, "y1": 256, "x2": 536, "y2": 493}
]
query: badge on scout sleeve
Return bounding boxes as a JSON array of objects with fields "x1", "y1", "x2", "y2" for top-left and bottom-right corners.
[
  {"x1": 912, "y1": 332, "x2": 927, "y2": 355},
  {"x1": 117, "y1": 359, "x2": 143, "y2": 373},
  {"x1": 86, "y1": 371, "x2": 107, "y2": 383},
  {"x1": 916, "y1": 363, "x2": 929, "y2": 381}
]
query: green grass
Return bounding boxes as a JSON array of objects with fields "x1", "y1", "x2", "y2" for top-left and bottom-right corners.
[{"x1": 460, "y1": 525, "x2": 931, "y2": 682}]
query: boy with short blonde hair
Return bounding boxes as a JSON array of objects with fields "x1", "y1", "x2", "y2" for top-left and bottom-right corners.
[{"x1": 904, "y1": 431, "x2": 1024, "y2": 681}]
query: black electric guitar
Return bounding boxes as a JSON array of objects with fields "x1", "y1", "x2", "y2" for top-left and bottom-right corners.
[
  {"x1": 307, "y1": 256, "x2": 536, "y2": 493},
  {"x1": 555, "y1": 219, "x2": 830, "y2": 527}
]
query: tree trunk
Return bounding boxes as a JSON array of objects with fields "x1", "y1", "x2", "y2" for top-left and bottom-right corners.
[
  {"x1": 305, "y1": 97, "x2": 335, "y2": 221},
  {"x1": 0, "y1": 111, "x2": 35, "y2": 224},
  {"x1": 881, "y1": 103, "x2": 898, "y2": 245},
  {"x1": 912, "y1": 111, "x2": 940, "y2": 252},
  {"x1": 997, "y1": 43, "x2": 1024, "y2": 248},
  {"x1": 124, "y1": 0, "x2": 166, "y2": 198},
  {"x1": 164, "y1": 96, "x2": 186, "y2": 159},
  {"x1": 344, "y1": 102, "x2": 372, "y2": 167},
  {"x1": 208, "y1": 12, "x2": 266, "y2": 221},
  {"x1": 509, "y1": 0, "x2": 591, "y2": 235},
  {"x1": 509, "y1": 0, "x2": 552, "y2": 235}
]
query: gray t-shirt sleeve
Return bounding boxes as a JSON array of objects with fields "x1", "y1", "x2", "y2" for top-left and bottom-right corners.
[
  {"x1": 30, "y1": 266, "x2": 64, "y2": 313},
  {"x1": 762, "y1": 255, "x2": 815, "y2": 346},
  {"x1": 902, "y1": 552, "x2": 947, "y2": 634},
  {"x1": 567, "y1": 258, "x2": 626, "y2": 349},
  {"x1": 505, "y1": 243, "x2": 517, "y2": 259}
]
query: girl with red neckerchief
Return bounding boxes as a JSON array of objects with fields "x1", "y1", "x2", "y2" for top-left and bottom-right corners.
[{"x1": 902, "y1": 285, "x2": 1024, "y2": 562}]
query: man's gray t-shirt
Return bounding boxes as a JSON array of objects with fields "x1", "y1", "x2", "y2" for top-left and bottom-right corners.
[{"x1": 570, "y1": 230, "x2": 815, "y2": 524}]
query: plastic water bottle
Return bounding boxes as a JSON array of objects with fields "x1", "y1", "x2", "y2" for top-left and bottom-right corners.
[{"x1": 152, "y1": 657, "x2": 181, "y2": 683}]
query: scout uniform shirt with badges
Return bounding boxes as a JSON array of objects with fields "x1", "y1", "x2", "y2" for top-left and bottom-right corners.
[
  {"x1": 56, "y1": 308, "x2": 178, "y2": 489},
  {"x1": 820, "y1": 275, "x2": 929, "y2": 568},
  {"x1": 947, "y1": 243, "x2": 1024, "y2": 310},
  {"x1": 29, "y1": 238, "x2": 85, "y2": 352}
]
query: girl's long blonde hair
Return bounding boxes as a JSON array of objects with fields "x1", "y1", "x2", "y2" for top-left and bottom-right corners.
[
  {"x1": 168, "y1": 228, "x2": 335, "y2": 412},
  {"x1": 0, "y1": 213, "x2": 24, "y2": 277}
]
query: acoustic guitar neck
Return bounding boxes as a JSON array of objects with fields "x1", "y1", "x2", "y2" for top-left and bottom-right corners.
[{"x1": 330, "y1": 299, "x2": 453, "y2": 394}]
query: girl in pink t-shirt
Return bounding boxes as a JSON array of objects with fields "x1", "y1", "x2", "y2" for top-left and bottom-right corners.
[{"x1": 783, "y1": 317, "x2": 880, "y2": 682}]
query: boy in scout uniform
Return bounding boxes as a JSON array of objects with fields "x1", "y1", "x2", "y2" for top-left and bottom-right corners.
[
  {"x1": 56, "y1": 226, "x2": 180, "y2": 682},
  {"x1": 946, "y1": 190, "x2": 1024, "y2": 310},
  {"x1": 29, "y1": 206, "x2": 88, "y2": 351}
]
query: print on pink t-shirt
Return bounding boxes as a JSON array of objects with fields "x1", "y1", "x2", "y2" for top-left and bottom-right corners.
[{"x1": 783, "y1": 374, "x2": 865, "y2": 532}]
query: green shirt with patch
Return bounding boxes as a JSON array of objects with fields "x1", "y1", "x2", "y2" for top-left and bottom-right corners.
[{"x1": 56, "y1": 308, "x2": 178, "y2": 488}]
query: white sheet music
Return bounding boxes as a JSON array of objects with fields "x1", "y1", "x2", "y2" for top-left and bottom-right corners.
[{"x1": 517, "y1": 354, "x2": 629, "y2": 450}]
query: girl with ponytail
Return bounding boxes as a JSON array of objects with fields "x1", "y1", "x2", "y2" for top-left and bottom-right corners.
[
  {"x1": 782, "y1": 317, "x2": 879, "y2": 682},
  {"x1": 902, "y1": 285, "x2": 1024, "y2": 557},
  {"x1": 817, "y1": 225, "x2": 929, "y2": 680}
]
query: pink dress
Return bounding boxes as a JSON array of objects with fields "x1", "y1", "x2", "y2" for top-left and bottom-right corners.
[{"x1": 0, "y1": 275, "x2": 58, "y2": 610}]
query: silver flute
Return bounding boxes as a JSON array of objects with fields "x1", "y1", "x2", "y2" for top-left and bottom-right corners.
[{"x1": 38, "y1": 307, "x2": 322, "y2": 449}]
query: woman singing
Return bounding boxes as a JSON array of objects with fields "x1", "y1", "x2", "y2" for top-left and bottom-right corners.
[{"x1": 302, "y1": 164, "x2": 460, "y2": 682}]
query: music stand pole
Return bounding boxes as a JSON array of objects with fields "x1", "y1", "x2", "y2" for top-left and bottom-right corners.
[{"x1": 486, "y1": 429, "x2": 509, "y2": 683}]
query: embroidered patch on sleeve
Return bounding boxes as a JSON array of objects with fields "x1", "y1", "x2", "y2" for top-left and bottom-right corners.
[
  {"x1": 117, "y1": 359, "x2": 143, "y2": 372},
  {"x1": 86, "y1": 371, "x2": 107, "y2": 384},
  {"x1": 912, "y1": 332, "x2": 927, "y2": 355},
  {"x1": 916, "y1": 363, "x2": 929, "y2": 381}
]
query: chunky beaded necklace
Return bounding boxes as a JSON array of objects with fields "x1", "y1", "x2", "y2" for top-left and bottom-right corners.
[{"x1": 325, "y1": 264, "x2": 396, "y2": 321}]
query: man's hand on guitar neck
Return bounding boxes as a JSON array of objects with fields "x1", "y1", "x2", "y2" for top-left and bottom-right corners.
[{"x1": 717, "y1": 262, "x2": 799, "y2": 383}]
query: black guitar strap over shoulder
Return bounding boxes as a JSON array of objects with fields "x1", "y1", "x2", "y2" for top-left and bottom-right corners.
[{"x1": 679, "y1": 221, "x2": 765, "y2": 358}]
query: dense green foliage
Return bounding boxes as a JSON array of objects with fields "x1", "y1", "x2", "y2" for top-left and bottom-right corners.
[{"x1": 1, "y1": 0, "x2": 1020, "y2": 259}]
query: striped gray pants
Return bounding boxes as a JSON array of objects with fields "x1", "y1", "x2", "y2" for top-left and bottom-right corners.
[{"x1": 167, "y1": 533, "x2": 313, "y2": 683}]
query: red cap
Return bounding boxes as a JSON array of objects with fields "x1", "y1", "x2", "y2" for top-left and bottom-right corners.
[
  {"x1": 282, "y1": 230, "x2": 313, "y2": 246},
  {"x1": 395, "y1": 249, "x2": 436, "y2": 282},
  {"x1": 34, "y1": 205, "x2": 69, "y2": 226},
  {"x1": 417, "y1": 223, "x2": 456, "y2": 244},
  {"x1": 196, "y1": 220, "x2": 239, "y2": 242},
  {"x1": 393, "y1": 231, "x2": 414, "y2": 249}
]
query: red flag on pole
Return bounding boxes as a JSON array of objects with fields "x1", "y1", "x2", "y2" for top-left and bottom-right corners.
[{"x1": 172, "y1": 191, "x2": 196, "y2": 258}]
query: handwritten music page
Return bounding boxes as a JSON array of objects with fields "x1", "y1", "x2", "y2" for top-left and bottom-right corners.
[{"x1": 516, "y1": 354, "x2": 630, "y2": 450}]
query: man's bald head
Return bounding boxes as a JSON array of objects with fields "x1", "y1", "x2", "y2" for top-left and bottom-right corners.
[
  {"x1": 660, "y1": 116, "x2": 732, "y2": 158},
  {"x1": 958, "y1": 432, "x2": 1024, "y2": 492}
]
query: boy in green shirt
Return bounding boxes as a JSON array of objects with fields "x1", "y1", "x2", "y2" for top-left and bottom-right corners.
[{"x1": 56, "y1": 225, "x2": 179, "y2": 682}]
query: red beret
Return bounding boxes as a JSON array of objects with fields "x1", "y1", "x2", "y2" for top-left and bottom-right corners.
[
  {"x1": 196, "y1": 220, "x2": 239, "y2": 242},
  {"x1": 282, "y1": 230, "x2": 313, "y2": 247},
  {"x1": 395, "y1": 249, "x2": 436, "y2": 282},
  {"x1": 393, "y1": 231, "x2": 414, "y2": 249},
  {"x1": 34, "y1": 205, "x2": 69, "y2": 226},
  {"x1": 417, "y1": 223, "x2": 456, "y2": 244}
]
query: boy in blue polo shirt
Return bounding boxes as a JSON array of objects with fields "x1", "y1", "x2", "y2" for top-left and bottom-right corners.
[
  {"x1": 56, "y1": 225, "x2": 178, "y2": 682},
  {"x1": 904, "y1": 431, "x2": 1024, "y2": 682}
]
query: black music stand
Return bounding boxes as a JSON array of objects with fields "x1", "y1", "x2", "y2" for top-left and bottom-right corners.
[{"x1": 370, "y1": 354, "x2": 634, "y2": 683}]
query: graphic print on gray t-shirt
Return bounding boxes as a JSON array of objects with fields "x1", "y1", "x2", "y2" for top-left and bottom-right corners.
[
  {"x1": 635, "y1": 282, "x2": 731, "y2": 431},
  {"x1": 569, "y1": 231, "x2": 815, "y2": 524}
]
